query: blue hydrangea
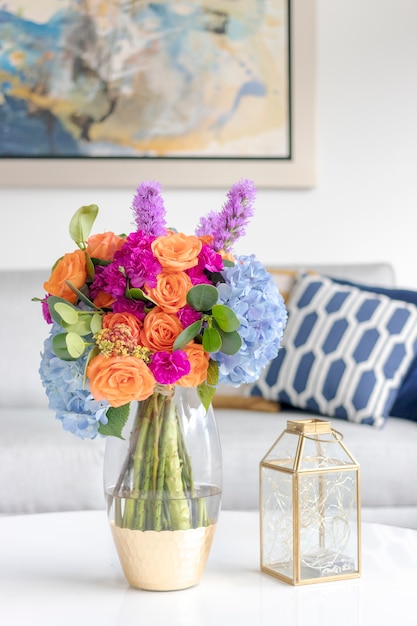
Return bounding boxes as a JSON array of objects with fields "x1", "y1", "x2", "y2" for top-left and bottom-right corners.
[
  {"x1": 212, "y1": 255, "x2": 287, "y2": 386},
  {"x1": 39, "y1": 324, "x2": 110, "y2": 439}
]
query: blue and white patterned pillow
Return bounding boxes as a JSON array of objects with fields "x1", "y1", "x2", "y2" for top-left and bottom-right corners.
[{"x1": 251, "y1": 273, "x2": 417, "y2": 427}]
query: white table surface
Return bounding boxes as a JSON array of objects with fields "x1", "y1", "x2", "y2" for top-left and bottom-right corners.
[{"x1": 0, "y1": 510, "x2": 416, "y2": 626}]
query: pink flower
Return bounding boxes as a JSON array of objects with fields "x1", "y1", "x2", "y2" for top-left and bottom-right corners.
[
  {"x1": 112, "y1": 296, "x2": 146, "y2": 321},
  {"x1": 42, "y1": 295, "x2": 53, "y2": 324},
  {"x1": 199, "y1": 244, "x2": 224, "y2": 273},
  {"x1": 149, "y1": 350, "x2": 191, "y2": 384},
  {"x1": 177, "y1": 305, "x2": 201, "y2": 328}
]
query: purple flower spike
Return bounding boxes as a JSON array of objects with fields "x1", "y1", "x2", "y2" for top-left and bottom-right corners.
[
  {"x1": 131, "y1": 181, "x2": 167, "y2": 237},
  {"x1": 195, "y1": 179, "x2": 256, "y2": 252}
]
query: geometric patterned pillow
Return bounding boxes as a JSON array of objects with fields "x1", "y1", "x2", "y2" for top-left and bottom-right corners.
[
  {"x1": 251, "y1": 273, "x2": 417, "y2": 427},
  {"x1": 329, "y1": 277, "x2": 417, "y2": 421}
]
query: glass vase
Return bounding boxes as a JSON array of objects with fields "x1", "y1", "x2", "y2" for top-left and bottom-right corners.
[{"x1": 104, "y1": 385, "x2": 222, "y2": 591}]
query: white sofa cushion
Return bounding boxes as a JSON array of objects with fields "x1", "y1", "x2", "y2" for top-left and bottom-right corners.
[
  {"x1": 216, "y1": 407, "x2": 417, "y2": 519},
  {"x1": 2, "y1": 405, "x2": 416, "y2": 528},
  {"x1": 0, "y1": 408, "x2": 105, "y2": 514}
]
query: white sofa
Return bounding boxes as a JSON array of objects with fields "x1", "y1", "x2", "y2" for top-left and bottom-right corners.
[{"x1": 1, "y1": 264, "x2": 417, "y2": 529}]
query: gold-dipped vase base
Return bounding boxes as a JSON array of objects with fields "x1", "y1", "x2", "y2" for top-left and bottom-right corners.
[{"x1": 111, "y1": 522, "x2": 217, "y2": 591}]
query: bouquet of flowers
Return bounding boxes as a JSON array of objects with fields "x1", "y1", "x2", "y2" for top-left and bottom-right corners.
[{"x1": 37, "y1": 179, "x2": 287, "y2": 532}]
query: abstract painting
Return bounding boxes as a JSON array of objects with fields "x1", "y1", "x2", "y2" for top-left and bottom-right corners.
[
  {"x1": 0, "y1": 0, "x2": 289, "y2": 157},
  {"x1": 0, "y1": 0, "x2": 315, "y2": 187}
]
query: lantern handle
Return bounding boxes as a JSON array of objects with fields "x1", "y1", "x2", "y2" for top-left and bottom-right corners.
[{"x1": 301, "y1": 428, "x2": 344, "y2": 443}]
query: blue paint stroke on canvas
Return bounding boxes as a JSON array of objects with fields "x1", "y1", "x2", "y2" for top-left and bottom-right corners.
[{"x1": 0, "y1": 1, "x2": 289, "y2": 158}]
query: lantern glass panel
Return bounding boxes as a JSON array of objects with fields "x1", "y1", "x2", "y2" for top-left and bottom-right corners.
[
  {"x1": 261, "y1": 466, "x2": 294, "y2": 580},
  {"x1": 262, "y1": 432, "x2": 301, "y2": 470},
  {"x1": 297, "y1": 469, "x2": 359, "y2": 582},
  {"x1": 297, "y1": 436, "x2": 356, "y2": 471}
]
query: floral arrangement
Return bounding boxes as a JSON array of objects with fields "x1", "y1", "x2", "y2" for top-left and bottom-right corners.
[
  {"x1": 38, "y1": 179, "x2": 287, "y2": 441},
  {"x1": 36, "y1": 180, "x2": 287, "y2": 533}
]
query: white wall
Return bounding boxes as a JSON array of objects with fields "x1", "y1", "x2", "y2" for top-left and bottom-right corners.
[{"x1": 1, "y1": 0, "x2": 417, "y2": 287}]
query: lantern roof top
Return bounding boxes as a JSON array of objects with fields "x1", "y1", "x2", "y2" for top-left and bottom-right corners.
[{"x1": 286, "y1": 419, "x2": 331, "y2": 435}]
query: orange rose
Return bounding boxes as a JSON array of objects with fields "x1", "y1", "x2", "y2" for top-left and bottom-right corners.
[
  {"x1": 87, "y1": 354, "x2": 155, "y2": 407},
  {"x1": 151, "y1": 231, "x2": 202, "y2": 271},
  {"x1": 140, "y1": 307, "x2": 183, "y2": 351},
  {"x1": 220, "y1": 251, "x2": 235, "y2": 263},
  {"x1": 176, "y1": 343, "x2": 210, "y2": 387},
  {"x1": 93, "y1": 291, "x2": 116, "y2": 309},
  {"x1": 86, "y1": 232, "x2": 125, "y2": 261},
  {"x1": 198, "y1": 235, "x2": 214, "y2": 246},
  {"x1": 43, "y1": 249, "x2": 87, "y2": 304},
  {"x1": 145, "y1": 270, "x2": 192, "y2": 313},
  {"x1": 103, "y1": 312, "x2": 142, "y2": 339}
]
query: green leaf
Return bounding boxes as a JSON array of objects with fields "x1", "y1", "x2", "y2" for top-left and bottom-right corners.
[
  {"x1": 83, "y1": 346, "x2": 99, "y2": 386},
  {"x1": 173, "y1": 320, "x2": 203, "y2": 350},
  {"x1": 85, "y1": 252, "x2": 95, "y2": 281},
  {"x1": 63, "y1": 316, "x2": 94, "y2": 337},
  {"x1": 52, "y1": 333, "x2": 75, "y2": 361},
  {"x1": 202, "y1": 326, "x2": 222, "y2": 353},
  {"x1": 197, "y1": 382, "x2": 217, "y2": 413},
  {"x1": 98, "y1": 403, "x2": 131, "y2": 439},
  {"x1": 186, "y1": 284, "x2": 218, "y2": 312},
  {"x1": 47, "y1": 296, "x2": 73, "y2": 326},
  {"x1": 69, "y1": 204, "x2": 99, "y2": 246},
  {"x1": 212, "y1": 304, "x2": 240, "y2": 332},
  {"x1": 91, "y1": 258, "x2": 111, "y2": 267},
  {"x1": 65, "y1": 331, "x2": 86, "y2": 358},
  {"x1": 65, "y1": 281, "x2": 97, "y2": 310},
  {"x1": 125, "y1": 287, "x2": 156, "y2": 305},
  {"x1": 90, "y1": 312, "x2": 102, "y2": 335},
  {"x1": 206, "y1": 358, "x2": 219, "y2": 387},
  {"x1": 54, "y1": 302, "x2": 79, "y2": 325},
  {"x1": 218, "y1": 329, "x2": 242, "y2": 355}
]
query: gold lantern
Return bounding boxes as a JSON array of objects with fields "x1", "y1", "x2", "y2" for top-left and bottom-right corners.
[{"x1": 260, "y1": 419, "x2": 361, "y2": 585}]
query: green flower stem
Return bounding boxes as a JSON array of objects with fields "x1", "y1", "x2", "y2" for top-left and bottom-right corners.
[
  {"x1": 176, "y1": 412, "x2": 209, "y2": 528},
  {"x1": 122, "y1": 396, "x2": 154, "y2": 529},
  {"x1": 162, "y1": 397, "x2": 191, "y2": 530},
  {"x1": 153, "y1": 396, "x2": 170, "y2": 531},
  {"x1": 134, "y1": 408, "x2": 156, "y2": 531},
  {"x1": 116, "y1": 389, "x2": 210, "y2": 532}
]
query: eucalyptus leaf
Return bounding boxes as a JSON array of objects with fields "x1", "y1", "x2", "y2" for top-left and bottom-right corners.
[
  {"x1": 202, "y1": 326, "x2": 222, "y2": 353},
  {"x1": 173, "y1": 320, "x2": 202, "y2": 350},
  {"x1": 69, "y1": 204, "x2": 99, "y2": 246},
  {"x1": 218, "y1": 329, "x2": 242, "y2": 355},
  {"x1": 212, "y1": 304, "x2": 240, "y2": 332},
  {"x1": 90, "y1": 312, "x2": 102, "y2": 335},
  {"x1": 47, "y1": 296, "x2": 75, "y2": 326},
  {"x1": 66, "y1": 331, "x2": 86, "y2": 359},
  {"x1": 98, "y1": 404, "x2": 131, "y2": 439},
  {"x1": 54, "y1": 302, "x2": 79, "y2": 325},
  {"x1": 52, "y1": 333, "x2": 74, "y2": 361},
  {"x1": 186, "y1": 284, "x2": 218, "y2": 312},
  {"x1": 63, "y1": 316, "x2": 94, "y2": 336}
]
